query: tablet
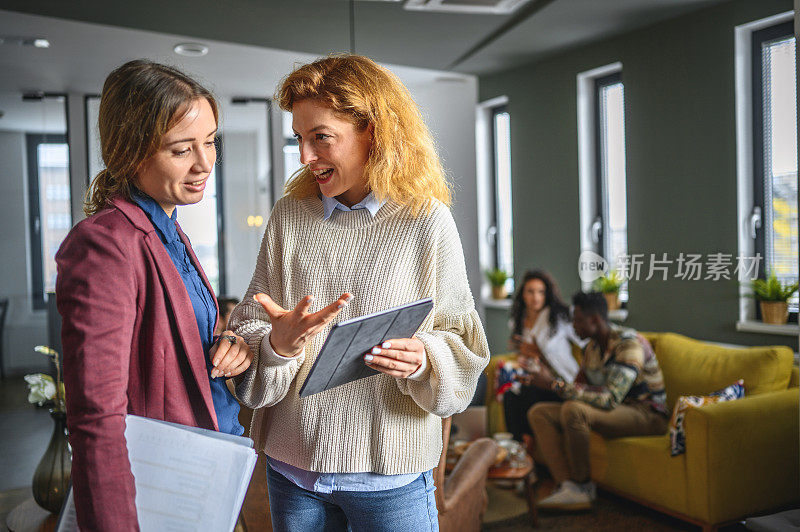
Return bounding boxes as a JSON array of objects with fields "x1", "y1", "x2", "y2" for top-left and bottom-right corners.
[{"x1": 299, "y1": 297, "x2": 434, "y2": 397}]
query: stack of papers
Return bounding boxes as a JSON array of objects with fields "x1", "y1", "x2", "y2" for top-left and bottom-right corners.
[{"x1": 57, "y1": 414, "x2": 257, "y2": 532}]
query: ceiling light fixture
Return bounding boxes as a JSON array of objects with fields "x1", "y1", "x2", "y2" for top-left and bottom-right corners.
[
  {"x1": 173, "y1": 43, "x2": 209, "y2": 57},
  {"x1": 0, "y1": 36, "x2": 51, "y2": 48}
]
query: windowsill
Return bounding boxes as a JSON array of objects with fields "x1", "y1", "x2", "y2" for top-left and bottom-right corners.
[
  {"x1": 736, "y1": 320, "x2": 800, "y2": 336},
  {"x1": 609, "y1": 309, "x2": 628, "y2": 322},
  {"x1": 482, "y1": 298, "x2": 512, "y2": 310},
  {"x1": 482, "y1": 301, "x2": 629, "y2": 321}
]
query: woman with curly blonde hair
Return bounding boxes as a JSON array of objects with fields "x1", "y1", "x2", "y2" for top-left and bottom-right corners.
[{"x1": 229, "y1": 54, "x2": 490, "y2": 531}]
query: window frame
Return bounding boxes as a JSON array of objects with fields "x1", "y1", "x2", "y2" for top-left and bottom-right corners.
[
  {"x1": 734, "y1": 11, "x2": 797, "y2": 333},
  {"x1": 26, "y1": 132, "x2": 70, "y2": 311},
  {"x1": 576, "y1": 63, "x2": 626, "y2": 301},
  {"x1": 476, "y1": 95, "x2": 513, "y2": 305},
  {"x1": 751, "y1": 21, "x2": 796, "y2": 320},
  {"x1": 593, "y1": 72, "x2": 626, "y2": 273},
  {"x1": 488, "y1": 104, "x2": 513, "y2": 286},
  {"x1": 214, "y1": 135, "x2": 227, "y2": 297}
]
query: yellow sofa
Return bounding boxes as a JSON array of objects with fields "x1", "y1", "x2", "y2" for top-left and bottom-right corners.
[{"x1": 485, "y1": 332, "x2": 799, "y2": 531}]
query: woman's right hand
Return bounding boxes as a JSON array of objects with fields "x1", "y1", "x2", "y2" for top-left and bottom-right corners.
[{"x1": 254, "y1": 292, "x2": 353, "y2": 357}]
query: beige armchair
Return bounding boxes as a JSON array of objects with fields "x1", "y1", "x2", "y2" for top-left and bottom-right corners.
[{"x1": 434, "y1": 417, "x2": 499, "y2": 532}]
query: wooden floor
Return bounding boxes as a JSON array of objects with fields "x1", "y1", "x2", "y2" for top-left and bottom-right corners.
[{"x1": 0, "y1": 377, "x2": 756, "y2": 532}]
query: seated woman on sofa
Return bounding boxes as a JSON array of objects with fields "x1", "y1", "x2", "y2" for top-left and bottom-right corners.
[{"x1": 499, "y1": 270, "x2": 580, "y2": 444}]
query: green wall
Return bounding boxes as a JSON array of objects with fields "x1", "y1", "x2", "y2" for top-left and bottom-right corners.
[{"x1": 480, "y1": 0, "x2": 798, "y2": 352}]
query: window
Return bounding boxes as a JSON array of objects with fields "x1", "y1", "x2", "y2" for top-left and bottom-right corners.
[
  {"x1": 180, "y1": 161, "x2": 225, "y2": 295},
  {"x1": 477, "y1": 97, "x2": 514, "y2": 301},
  {"x1": 26, "y1": 134, "x2": 71, "y2": 310},
  {"x1": 752, "y1": 21, "x2": 797, "y2": 314},
  {"x1": 594, "y1": 73, "x2": 628, "y2": 287},
  {"x1": 736, "y1": 13, "x2": 797, "y2": 328},
  {"x1": 577, "y1": 64, "x2": 627, "y2": 301},
  {"x1": 490, "y1": 105, "x2": 514, "y2": 289},
  {"x1": 282, "y1": 111, "x2": 302, "y2": 184},
  {"x1": 85, "y1": 95, "x2": 102, "y2": 186}
]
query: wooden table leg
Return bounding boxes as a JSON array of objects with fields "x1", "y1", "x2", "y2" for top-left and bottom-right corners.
[{"x1": 524, "y1": 474, "x2": 538, "y2": 527}]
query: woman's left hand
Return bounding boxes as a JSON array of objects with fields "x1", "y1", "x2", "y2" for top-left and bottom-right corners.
[
  {"x1": 364, "y1": 338, "x2": 426, "y2": 378},
  {"x1": 210, "y1": 331, "x2": 254, "y2": 378}
]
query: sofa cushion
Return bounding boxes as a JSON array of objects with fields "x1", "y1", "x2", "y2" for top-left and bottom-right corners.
[
  {"x1": 652, "y1": 333, "x2": 793, "y2": 409},
  {"x1": 590, "y1": 432, "x2": 688, "y2": 515}
]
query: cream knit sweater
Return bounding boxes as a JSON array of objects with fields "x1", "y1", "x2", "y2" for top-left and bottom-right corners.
[{"x1": 229, "y1": 194, "x2": 490, "y2": 475}]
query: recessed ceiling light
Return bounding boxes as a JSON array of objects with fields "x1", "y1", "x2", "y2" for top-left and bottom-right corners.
[
  {"x1": 0, "y1": 36, "x2": 51, "y2": 48},
  {"x1": 173, "y1": 43, "x2": 209, "y2": 57}
]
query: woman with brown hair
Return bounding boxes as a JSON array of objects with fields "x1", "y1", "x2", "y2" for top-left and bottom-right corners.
[
  {"x1": 501, "y1": 269, "x2": 580, "y2": 444},
  {"x1": 56, "y1": 59, "x2": 253, "y2": 531},
  {"x1": 228, "y1": 54, "x2": 490, "y2": 532}
]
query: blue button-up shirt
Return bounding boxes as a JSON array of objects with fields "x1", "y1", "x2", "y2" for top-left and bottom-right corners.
[
  {"x1": 132, "y1": 190, "x2": 243, "y2": 436},
  {"x1": 268, "y1": 191, "x2": 430, "y2": 492}
]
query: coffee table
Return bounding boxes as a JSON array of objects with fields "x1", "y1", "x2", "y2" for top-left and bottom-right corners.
[{"x1": 487, "y1": 454, "x2": 538, "y2": 527}]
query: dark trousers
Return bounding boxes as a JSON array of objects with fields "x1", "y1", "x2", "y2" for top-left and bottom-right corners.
[{"x1": 502, "y1": 385, "x2": 562, "y2": 441}]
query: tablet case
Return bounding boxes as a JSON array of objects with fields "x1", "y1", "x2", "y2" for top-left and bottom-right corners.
[{"x1": 299, "y1": 298, "x2": 434, "y2": 397}]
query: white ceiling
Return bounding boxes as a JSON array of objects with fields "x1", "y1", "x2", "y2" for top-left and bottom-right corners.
[
  {"x1": 0, "y1": 0, "x2": 729, "y2": 74},
  {"x1": 0, "y1": 10, "x2": 461, "y2": 97},
  {"x1": 0, "y1": 9, "x2": 472, "y2": 131}
]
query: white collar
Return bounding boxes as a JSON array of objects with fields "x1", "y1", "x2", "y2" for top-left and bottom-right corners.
[{"x1": 321, "y1": 192, "x2": 384, "y2": 220}]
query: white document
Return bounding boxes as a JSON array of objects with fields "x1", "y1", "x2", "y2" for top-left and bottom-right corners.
[{"x1": 57, "y1": 414, "x2": 257, "y2": 532}]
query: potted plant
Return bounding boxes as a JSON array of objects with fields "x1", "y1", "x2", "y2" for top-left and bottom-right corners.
[
  {"x1": 486, "y1": 268, "x2": 510, "y2": 299},
  {"x1": 594, "y1": 270, "x2": 624, "y2": 311},
  {"x1": 750, "y1": 272, "x2": 798, "y2": 325}
]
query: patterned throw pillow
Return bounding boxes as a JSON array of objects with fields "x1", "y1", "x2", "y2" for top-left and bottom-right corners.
[
  {"x1": 495, "y1": 360, "x2": 526, "y2": 401},
  {"x1": 669, "y1": 380, "x2": 745, "y2": 456}
]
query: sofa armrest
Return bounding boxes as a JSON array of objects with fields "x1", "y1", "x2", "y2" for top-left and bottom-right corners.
[
  {"x1": 485, "y1": 354, "x2": 516, "y2": 435},
  {"x1": 683, "y1": 388, "x2": 799, "y2": 524},
  {"x1": 442, "y1": 438, "x2": 498, "y2": 513}
]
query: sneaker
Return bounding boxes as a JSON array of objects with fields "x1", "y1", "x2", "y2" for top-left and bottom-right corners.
[
  {"x1": 536, "y1": 480, "x2": 592, "y2": 511},
  {"x1": 579, "y1": 480, "x2": 596, "y2": 501}
]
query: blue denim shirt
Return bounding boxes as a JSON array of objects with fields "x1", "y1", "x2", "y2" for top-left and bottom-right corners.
[
  {"x1": 132, "y1": 190, "x2": 243, "y2": 436},
  {"x1": 268, "y1": 192, "x2": 432, "y2": 492}
]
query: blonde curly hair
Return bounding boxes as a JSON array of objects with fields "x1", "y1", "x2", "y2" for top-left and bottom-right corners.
[{"x1": 277, "y1": 54, "x2": 450, "y2": 214}]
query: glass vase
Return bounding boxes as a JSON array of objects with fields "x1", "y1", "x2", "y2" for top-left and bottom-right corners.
[{"x1": 32, "y1": 410, "x2": 72, "y2": 514}]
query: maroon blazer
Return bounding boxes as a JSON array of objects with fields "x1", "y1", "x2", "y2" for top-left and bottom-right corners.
[{"x1": 56, "y1": 196, "x2": 220, "y2": 532}]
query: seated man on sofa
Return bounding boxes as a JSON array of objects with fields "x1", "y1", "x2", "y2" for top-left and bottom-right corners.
[{"x1": 525, "y1": 291, "x2": 669, "y2": 511}]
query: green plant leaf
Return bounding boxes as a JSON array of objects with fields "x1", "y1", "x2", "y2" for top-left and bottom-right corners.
[{"x1": 749, "y1": 271, "x2": 799, "y2": 302}]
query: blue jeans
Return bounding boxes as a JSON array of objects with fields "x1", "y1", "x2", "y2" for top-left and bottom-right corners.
[{"x1": 267, "y1": 463, "x2": 439, "y2": 532}]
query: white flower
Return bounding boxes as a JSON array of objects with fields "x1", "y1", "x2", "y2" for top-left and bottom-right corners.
[{"x1": 24, "y1": 373, "x2": 56, "y2": 406}]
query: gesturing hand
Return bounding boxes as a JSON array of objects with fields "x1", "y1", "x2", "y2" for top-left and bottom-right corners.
[
  {"x1": 364, "y1": 338, "x2": 426, "y2": 378},
  {"x1": 254, "y1": 292, "x2": 353, "y2": 357}
]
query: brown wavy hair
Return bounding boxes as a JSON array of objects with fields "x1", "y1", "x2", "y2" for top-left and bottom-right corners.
[
  {"x1": 276, "y1": 54, "x2": 450, "y2": 214},
  {"x1": 84, "y1": 59, "x2": 218, "y2": 216},
  {"x1": 511, "y1": 269, "x2": 570, "y2": 338}
]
